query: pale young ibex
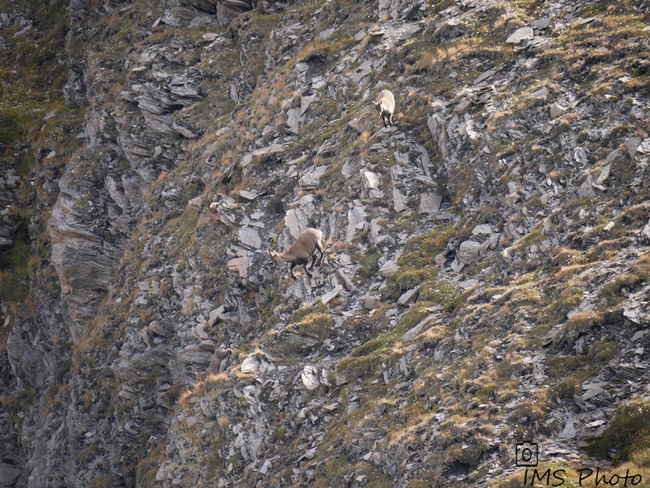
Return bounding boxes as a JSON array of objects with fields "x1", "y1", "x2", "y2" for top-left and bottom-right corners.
[
  {"x1": 374, "y1": 89, "x2": 395, "y2": 127},
  {"x1": 197, "y1": 345, "x2": 231, "y2": 381},
  {"x1": 268, "y1": 228, "x2": 325, "y2": 280}
]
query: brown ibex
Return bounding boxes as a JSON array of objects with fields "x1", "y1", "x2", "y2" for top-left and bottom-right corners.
[
  {"x1": 268, "y1": 228, "x2": 325, "y2": 280},
  {"x1": 374, "y1": 89, "x2": 395, "y2": 127}
]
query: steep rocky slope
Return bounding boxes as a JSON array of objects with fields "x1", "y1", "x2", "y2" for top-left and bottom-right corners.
[{"x1": 1, "y1": 0, "x2": 649, "y2": 486}]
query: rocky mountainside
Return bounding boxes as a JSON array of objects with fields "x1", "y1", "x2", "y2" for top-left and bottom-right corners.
[{"x1": 1, "y1": 0, "x2": 649, "y2": 486}]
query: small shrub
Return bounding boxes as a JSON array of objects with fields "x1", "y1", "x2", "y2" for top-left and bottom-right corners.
[{"x1": 586, "y1": 399, "x2": 650, "y2": 463}]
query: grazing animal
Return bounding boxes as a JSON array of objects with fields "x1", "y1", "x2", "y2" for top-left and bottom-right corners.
[
  {"x1": 268, "y1": 228, "x2": 325, "y2": 280},
  {"x1": 374, "y1": 89, "x2": 395, "y2": 127}
]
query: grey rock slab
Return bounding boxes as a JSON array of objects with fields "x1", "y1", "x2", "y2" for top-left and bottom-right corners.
[
  {"x1": 450, "y1": 258, "x2": 464, "y2": 273},
  {"x1": 577, "y1": 175, "x2": 595, "y2": 197},
  {"x1": 459, "y1": 279, "x2": 480, "y2": 289},
  {"x1": 178, "y1": 345, "x2": 212, "y2": 366},
  {"x1": 238, "y1": 190, "x2": 258, "y2": 201},
  {"x1": 227, "y1": 256, "x2": 249, "y2": 278},
  {"x1": 531, "y1": 87, "x2": 549, "y2": 100},
  {"x1": 300, "y1": 95, "x2": 318, "y2": 116},
  {"x1": 474, "y1": 69, "x2": 495, "y2": 85},
  {"x1": 550, "y1": 102, "x2": 566, "y2": 118},
  {"x1": 320, "y1": 284, "x2": 343, "y2": 304},
  {"x1": 208, "y1": 306, "x2": 226, "y2": 327},
  {"x1": 581, "y1": 419, "x2": 608, "y2": 441},
  {"x1": 319, "y1": 27, "x2": 335, "y2": 39},
  {"x1": 458, "y1": 240, "x2": 482, "y2": 263},
  {"x1": 403, "y1": 314, "x2": 437, "y2": 341},
  {"x1": 362, "y1": 295, "x2": 382, "y2": 310},
  {"x1": 378, "y1": 259, "x2": 399, "y2": 277},
  {"x1": 531, "y1": 17, "x2": 551, "y2": 29},
  {"x1": 284, "y1": 206, "x2": 312, "y2": 240},
  {"x1": 506, "y1": 26, "x2": 534, "y2": 44},
  {"x1": 348, "y1": 61, "x2": 373, "y2": 84},
  {"x1": 346, "y1": 205, "x2": 366, "y2": 242},
  {"x1": 637, "y1": 138, "x2": 650, "y2": 155},
  {"x1": 472, "y1": 224, "x2": 493, "y2": 236},
  {"x1": 238, "y1": 227, "x2": 262, "y2": 250},
  {"x1": 581, "y1": 383, "x2": 606, "y2": 401},
  {"x1": 559, "y1": 419, "x2": 576, "y2": 439},
  {"x1": 299, "y1": 166, "x2": 327, "y2": 189},
  {"x1": 259, "y1": 459, "x2": 272, "y2": 475},
  {"x1": 623, "y1": 294, "x2": 650, "y2": 325},
  {"x1": 595, "y1": 164, "x2": 611, "y2": 186},
  {"x1": 286, "y1": 108, "x2": 301, "y2": 134},
  {"x1": 631, "y1": 330, "x2": 646, "y2": 342},
  {"x1": 392, "y1": 188, "x2": 407, "y2": 212},
  {"x1": 398, "y1": 285, "x2": 420, "y2": 306},
  {"x1": 0, "y1": 463, "x2": 21, "y2": 485},
  {"x1": 419, "y1": 193, "x2": 442, "y2": 214}
]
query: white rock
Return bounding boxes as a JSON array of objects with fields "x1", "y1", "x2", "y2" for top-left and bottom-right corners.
[
  {"x1": 238, "y1": 190, "x2": 257, "y2": 200},
  {"x1": 203, "y1": 33, "x2": 219, "y2": 42},
  {"x1": 301, "y1": 365, "x2": 320, "y2": 390},
  {"x1": 319, "y1": 27, "x2": 335, "y2": 39},
  {"x1": 240, "y1": 357, "x2": 259, "y2": 374},
  {"x1": 451, "y1": 258, "x2": 465, "y2": 272},
  {"x1": 362, "y1": 170, "x2": 380, "y2": 190},
  {"x1": 550, "y1": 102, "x2": 566, "y2": 118},
  {"x1": 172, "y1": 123, "x2": 196, "y2": 138},
  {"x1": 259, "y1": 459, "x2": 272, "y2": 475}
]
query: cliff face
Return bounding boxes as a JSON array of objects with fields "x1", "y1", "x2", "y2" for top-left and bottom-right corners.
[{"x1": 1, "y1": 0, "x2": 649, "y2": 486}]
